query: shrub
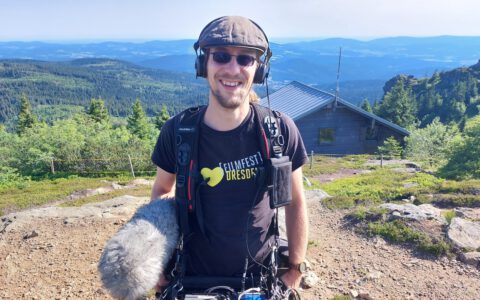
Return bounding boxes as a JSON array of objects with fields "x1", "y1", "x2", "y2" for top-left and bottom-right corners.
[
  {"x1": 404, "y1": 118, "x2": 459, "y2": 168},
  {"x1": 439, "y1": 115, "x2": 480, "y2": 179},
  {"x1": 442, "y1": 210, "x2": 456, "y2": 224},
  {"x1": 377, "y1": 136, "x2": 403, "y2": 159},
  {"x1": 367, "y1": 220, "x2": 451, "y2": 256}
]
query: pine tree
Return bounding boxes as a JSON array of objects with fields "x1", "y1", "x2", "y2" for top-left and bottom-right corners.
[
  {"x1": 154, "y1": 104, "x2": 170, "y2": 130},
  {"x1": 16, "y1": 94, "x2": 37, "y2": 135},
  {"x1": 378, "y1": 78, "x2": 418, "y2": 128},
  {"x1": 127, "y1": 99, "x2": 150, "y2": 139},
  {"x1": 372, "y1": 99, "x2": 381, "y2": 114},
  {"x1": 378, "y1": 136, "x2": 403, "y2": 159},
  {"x1": 87, "y1": 98, "x2": 109, "y2": 123},
  {"x1": 360, "y1": 98, "x2": 373, "y2": 113}
]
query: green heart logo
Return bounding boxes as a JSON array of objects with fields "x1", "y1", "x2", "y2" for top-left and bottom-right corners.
[{"x1": 201, "y1": 167, "x2": 224, "y2": 187}]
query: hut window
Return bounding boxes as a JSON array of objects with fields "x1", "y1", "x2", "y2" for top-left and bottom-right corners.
[{"x1": 319, "y1": 128, "x2": 335, "y2": 145}]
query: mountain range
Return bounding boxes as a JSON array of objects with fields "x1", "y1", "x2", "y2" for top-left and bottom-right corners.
[{"x1": 1, "y1": 36, "x2": 480, "y2": 126}]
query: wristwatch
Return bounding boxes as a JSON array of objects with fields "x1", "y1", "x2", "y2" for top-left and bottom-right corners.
[{"x1": 289, "y1": 261, "x2": 307, "y2": 274}]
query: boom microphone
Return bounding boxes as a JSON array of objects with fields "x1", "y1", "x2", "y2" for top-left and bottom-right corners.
[{"x1": 98, "y1": 198, "x2": 179, "y2": 300}]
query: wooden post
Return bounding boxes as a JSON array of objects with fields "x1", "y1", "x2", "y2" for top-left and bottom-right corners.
[
  {"x1": 50, "y1": 158, "x2": 55, "y2": 174},
  {"x1": 310, "y1": 150, "x2": 314, "y2": 169},
  {"x1": 128, "y1": 155, "x2": 135, "y2": 178},
  {"x1": 380, "y1": 154, "x2": 383, "y2": 168}
]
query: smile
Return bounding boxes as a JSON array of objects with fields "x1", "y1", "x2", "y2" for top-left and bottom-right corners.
[{"x1": 220, "y1": 80, "x2": 241, "y2": 87}]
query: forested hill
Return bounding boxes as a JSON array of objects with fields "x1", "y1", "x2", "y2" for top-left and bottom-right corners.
[
  {"x1": 377, "y1": 60, "x2": 480, "y2": 127},
  {"x1": 0, "y1": 58, "x2": 208, "y2": 124}
]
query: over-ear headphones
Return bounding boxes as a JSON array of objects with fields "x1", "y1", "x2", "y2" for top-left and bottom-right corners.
[{"x1": 193, "y1": 17, "x2": 272, "y2": 84}]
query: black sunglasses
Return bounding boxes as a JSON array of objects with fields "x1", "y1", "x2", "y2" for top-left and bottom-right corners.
[{"x1": 210, "y1": 52, "x2": 257, "y2": 67}]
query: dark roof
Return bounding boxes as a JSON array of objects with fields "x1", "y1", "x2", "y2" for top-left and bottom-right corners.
[{"x1": 260, "y1": 81, "x2": 410, "y2": 136}]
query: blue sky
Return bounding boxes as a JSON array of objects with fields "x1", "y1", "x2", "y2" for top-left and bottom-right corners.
[{"x1": 1, "y1": 0, "x2": 480, "y2": 42}]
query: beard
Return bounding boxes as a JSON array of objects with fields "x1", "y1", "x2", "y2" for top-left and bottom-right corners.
[{"x1": 210, "y1": 87, "x2": 249, "y2": 109}]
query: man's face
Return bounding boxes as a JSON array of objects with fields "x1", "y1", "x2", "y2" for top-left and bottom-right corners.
[{"x1": 206, "y1": 46, "x2": 259, "y2": 109}]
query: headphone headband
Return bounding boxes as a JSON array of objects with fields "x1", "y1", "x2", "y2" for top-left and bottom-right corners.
[{"x1": 194, "y1": 16, "x2": 272, "y2": 84}]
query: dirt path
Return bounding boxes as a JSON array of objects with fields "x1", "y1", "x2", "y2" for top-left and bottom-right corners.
[{"x1": 1, "y1": 191, "x2": 479, "y2": 300}]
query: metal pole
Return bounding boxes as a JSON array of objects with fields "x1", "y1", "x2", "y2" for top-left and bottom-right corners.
[
  {"x1": 50, "y1": 158, "x2": 55, "y2": 174},
  {"x1": 128, "y1": 155, "x2": 135, "y2": 178},
  {"x1": 310, "y1": 150, "x2": 314, "y2": 169}
]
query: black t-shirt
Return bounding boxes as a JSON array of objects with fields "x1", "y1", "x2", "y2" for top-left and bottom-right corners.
[{"x1": 152, "y1": 105, "x2": 308, "y2": 276}]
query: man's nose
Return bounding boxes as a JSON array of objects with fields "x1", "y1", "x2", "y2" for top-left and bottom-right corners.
[{"x1": 223, "y1": 56, "x2": 242, "y2": 72}]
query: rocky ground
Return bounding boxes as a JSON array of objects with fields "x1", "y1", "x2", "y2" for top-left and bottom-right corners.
[{"x1": 1, "y1": 185, "x2": 480, "y2": 299}]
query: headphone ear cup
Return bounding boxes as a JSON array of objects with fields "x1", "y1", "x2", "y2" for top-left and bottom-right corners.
[
  {"x1": 195, "y1": 54, "x2": 206, "y2": 78},
  {"x1": 253, "y1": 61, "x2": 270, "y2": 84}
]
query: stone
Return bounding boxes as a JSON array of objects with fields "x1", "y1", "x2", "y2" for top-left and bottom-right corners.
[
  {"x1": 458, "y1": 252, "x2": 480, "y2": 268},
  {"x1": 359, "y1": 290, "x2": 372, "y2": 300},
  {"x1": 380, "y1": 203, "x2": 446, "y2": 223},
  {"x1": 302, "y1": 271, "x2": 319, "y2": 288},
  {"x1": 447, "y1": 218, "x2": 480, "y2": 250},
  {"x1": 350, "y1": 289, "x2": 359, "y2": 298},
  {"x1": 23, "y1": 230, "x2": 39, "y2": 239},
  {"x1": 454, "y1": 208, "x2": 480, "y2": 221},
  {"x1": 365, "y1": 271, "x2": 382, "y2": 280}
]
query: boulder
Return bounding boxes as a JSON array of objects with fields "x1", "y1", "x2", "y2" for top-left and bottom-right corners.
[
  {"x1": 380, "y1": 203, "x2": 446, "y2": 224},
  {"x1": 447, "y1": 218, "x2": 480, "y2": 251},
  {"x1": 458, "y1": 252, "x2": 480, "y2": 268},
  {"x1": 454, "y1": 208, "x2": 480, "y2": 221}
]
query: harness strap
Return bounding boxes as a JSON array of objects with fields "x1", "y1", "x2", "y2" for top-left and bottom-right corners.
[
  {"x1": 251, "y1": 104, "x2": 284, "y2": 160},
  {"x1": 174, "y1": 106, "x2": 206, "y2": 240}
]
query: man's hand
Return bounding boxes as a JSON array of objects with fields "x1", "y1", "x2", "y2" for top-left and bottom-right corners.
[{"x1": 280, "y1": 268, "x2": 303, "y2": 289}]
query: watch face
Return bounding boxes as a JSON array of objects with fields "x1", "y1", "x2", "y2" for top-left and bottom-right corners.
[{"x1": 299, "y1": 262, "x2": 307, "y2": 273}]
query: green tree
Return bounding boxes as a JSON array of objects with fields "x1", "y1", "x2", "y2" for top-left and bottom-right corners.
[
  {"x1": 378, "y1": 78, "x2": 418, "y2": 128},
  {"x1": 405, "y1": 118, "x2": 459, "y2": 168},
  {"x1": 17, "y1": 94, "x2": 37, "y2": 135},
  {"x1": 439, "y1": 115, "x2": 480, "y2": 179},
  {"x1": 87, "y1": 98, "x2": 109, "y2": 123},
  {"x1": 127, "y1": 99, "x2": 150, "y2": 139},
  {"x1": 378, "y1": 136, "x2": 403, "y2": 159},
  {"x1": 155, "y1": 104, "x2": 170, "y2": 130},
  {"x1": 360, "y1": 98, "x2": 373, "y2": 113},
  {"x1": 372, "y1": 99, "x2": 381, "y2": 114}
]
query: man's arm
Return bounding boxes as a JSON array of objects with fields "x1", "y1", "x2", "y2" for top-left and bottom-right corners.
[
  {"x1": 281, "y1": 166, "x2": 309, "y2": 288},
  {"x1": 151, "y1": 167, "x2": 176, "y2": 200}
]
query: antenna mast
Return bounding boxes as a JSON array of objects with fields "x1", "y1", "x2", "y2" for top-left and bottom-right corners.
[{"x1": 334, "y1": 47, "x2": 342, "y2": 109}]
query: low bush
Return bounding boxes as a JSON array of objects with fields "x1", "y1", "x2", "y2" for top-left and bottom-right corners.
[
  {"x1": 441, "y1": 210, "x2": 456, "y2": 224},
  {"x1": 349, "y1": 206, "x2": 388, "y2": 222},
  {"x1": 367, "y1": 220, "x2": 451, "y2": 256}
]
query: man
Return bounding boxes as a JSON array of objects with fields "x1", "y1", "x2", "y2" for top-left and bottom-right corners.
[{"x1": 151, "y1": 16, "x2": 309, "y2": 291}]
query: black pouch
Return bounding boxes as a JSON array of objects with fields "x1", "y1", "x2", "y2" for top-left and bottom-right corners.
[{"x1": 267, "y1": 156, "x2": 292, "y2": 208}]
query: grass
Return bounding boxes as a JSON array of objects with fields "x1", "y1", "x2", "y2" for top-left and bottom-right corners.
[
  {"x1": 315, "y1": 169, "x2": 443, "y2": 209},
  {"x1": 367, "y1": 220, "x2": 451, "y2": 256},
  {"x1": 329, "y1": 295, "x2": 352, "y2": 300},
  {"x1": 349, "y1": 206, "x2": 388, "y2": 222},
  {"x1": 441, "y1": 210, "x2": 456, "y2": 224},
  {"x1": 303, "y1": 154, "x2": 371, "y2": 177},
  {"x1": 305, "y1": 156, "x2": 480, "y2": 211},
  {"x1": 59, "y1": 185, "x2": 151, "y2": 207},
  {"x1": 307, "y1": 240, "x2": 319, "y2": 249},
  {"x1": 0, "y1": 175, "x2": 149, "y2": 216}
]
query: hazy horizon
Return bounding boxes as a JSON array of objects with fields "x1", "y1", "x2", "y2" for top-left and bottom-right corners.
[
  {"x1": 2, "y1": 34, "x2": 480, "y2": 44},
  {"x1": 2, "y1": 0, "x2": 480, "y2": 42}
]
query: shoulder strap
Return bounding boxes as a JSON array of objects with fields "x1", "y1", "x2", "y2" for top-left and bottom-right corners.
[
  {"x1": 252, "y1": 104, "x2": 285, "y2": 159},
  {"x1": 174, "y1": 105, "x2": 206, "y2": 239}
]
